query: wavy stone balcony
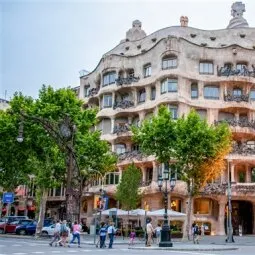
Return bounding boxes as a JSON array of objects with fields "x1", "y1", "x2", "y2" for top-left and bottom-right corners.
[
  {"x1": 217, "y1": 66, "x2": 255, "y2": 78},
  {"x1": 113, "y1": 124, "x2": 131, "y2": 135},
  {"x1": 224, "y1": 93, "x2": 249, "y2": 102},
  {"x1": 215, "y1": 119, "x2": 255, "y2": 130},
  {"x1": 115, "y1": 76, "x2": 140, "y2": 86},
  {"x1": 113, "y1": 100, "x2": 134, "y2": 109}
]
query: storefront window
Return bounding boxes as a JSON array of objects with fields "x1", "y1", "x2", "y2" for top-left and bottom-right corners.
[{"x1": 194, "y1": 198, "x2": 211, "y2": 214}]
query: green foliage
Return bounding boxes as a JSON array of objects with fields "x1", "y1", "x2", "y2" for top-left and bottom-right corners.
[
  {"x1": 132, "y1": 106, "x2": 177, "y2": 163},
  {"x1": 115, "y1": 163, "x2": 142, "y2": 211}
]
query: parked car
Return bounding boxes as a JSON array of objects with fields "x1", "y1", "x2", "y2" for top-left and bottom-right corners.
[
  {"x1": 0, "y1": 219, "x2": 33, "y2": 234},
  {"x1": 1, "y1": 216, "x2": 28, "y2": 223},
  {"x1": 41, "y1": 224, "x2": 55, "y2": 237},
  {"x1": 16, "y1": 219, "x2": 53, "y2": 235}
]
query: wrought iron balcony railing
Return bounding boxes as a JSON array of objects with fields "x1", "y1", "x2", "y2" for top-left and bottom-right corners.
[
  {"x1": 112, "y1": 124, "x2": 131, "y2": 134},
  {"x1": 113, "y1": 100, "x2": 134, "y2": 109},
  {"x1": 217, "y1": 65, "x2": 255, "y2": 78},
  {"x1": 214, "y1": 119, "x2": 255, "y2": 130},
  {"x1": 115, "y1": 76, "x2": 140, "y2": 86},
  {"x1": 231, "y1": 142, "x2": 255, "y2": 155},
  {"x1": 200, "y1": 183, "x2": 227, "y2": 195},
  {"x1": 118, "y1": 150, "x2": 144, "y2": 161},
  {"x1": 224, "y1": 93, "x2": 249, "y2": 102},
  {"x1": 88, "y1": 88, "x2": 99, "y2": 97}
]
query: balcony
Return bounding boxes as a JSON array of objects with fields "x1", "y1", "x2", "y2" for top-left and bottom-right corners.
[
  {"x1": 88, "y1": 88, "x2": 99, "y2": 97},
  {"x1": 215, "y1": 119, "x2": 255, "y2": 130},
  {"x1": 217, "y1": 65, "x2": 255, "y2": 78},
  {"x1": 200, "y1": 183, "x2": 226, "y2": 195},
  {"x1": 113, "y1": 123, "x2": 131, "y2": 135},
  {"x1": 232, "y1": 183, "x2": 255, "y2": 195},
  {"x1": 224, "y1": 92, "x2": 249, "y2": 102},
  {"x1": 231, "y1": 142, "x2": 255, "y2": 155},
  {"x1": 118, "y1": 150, "x2": 144, "y2": 162},
  {"x1": 113, "y1": 100, "x2": 134, "y2": 109},
  {"x1": 115, "y1": 76, "x2": 140, "y2": 86}
]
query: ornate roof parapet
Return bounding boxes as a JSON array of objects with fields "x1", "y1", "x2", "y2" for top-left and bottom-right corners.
[
  {"x1": 124, "y1": 20, "x2": 147, "y2": 42},
  {"x1": 180, "y1": 16, "x2": 189, "y2": 27},
  {"x1": 227, "y1": 2, "x2": 249, "y2": 29}
]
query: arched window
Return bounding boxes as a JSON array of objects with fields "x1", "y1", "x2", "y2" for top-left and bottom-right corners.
[
  {"x1": 162, "y1": 55, "x2": 177, "y2": 70},
  {"x1": 115, "y1": 144, "x2": 126, "y2": 155}
]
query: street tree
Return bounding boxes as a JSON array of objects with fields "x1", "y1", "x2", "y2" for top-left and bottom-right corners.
[
  {"x1": 133, "y1": 106, "x2": 231, "y2": 239},
  {"x1": 115, "y1": 163, "x2": 142, "y2": 232},
  {"x1": 1, "y1": 85, "x2": 116, "y2": 223}
]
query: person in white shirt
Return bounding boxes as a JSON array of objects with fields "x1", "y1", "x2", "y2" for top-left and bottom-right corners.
[
  {"x1": 146, "y1": 219, "x2": 154, "y2": 246},
  {"x1": 49, "y1": 220, "x2": 61, "y2": 247},
  {"x1": 107, "y1": 222, "x2": 116, "y2": 249}
]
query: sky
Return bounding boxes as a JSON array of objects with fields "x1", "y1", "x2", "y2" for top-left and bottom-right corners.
[{"x1": 1, "y1": 0, "x2": 255, "y2": 99}]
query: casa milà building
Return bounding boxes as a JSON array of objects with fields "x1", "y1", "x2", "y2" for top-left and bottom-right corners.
[{"x1": 78, "y1": 2, "x2": 255, "y2": 235}]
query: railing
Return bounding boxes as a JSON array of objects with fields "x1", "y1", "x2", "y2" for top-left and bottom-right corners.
[
  {"x1": 200, "y1": 183, "x2": 227, "y2": 195},
  {"x1": 88, "y1": 88, "x2": 99, "y2": 97},
  {"x1": 231, "y1": 143, "x2": 255, "y2": 155},
  {"x1": 118, "y1": 150, "x2": 144, "y2": 161},
  {"x1": 232, "y1": 184, "x2": 255, "y2": 194},
  {"x1": 113, "y1": 124, "x2": 131, "y2": 134},
  {"x1": 217, "y1": 65, "x2": 255, "y2": 78},
  {"x1": 140, "y1": 180, "x2": 152, "y2": 187},
  {"x1": 115, "y1": 76, "x2": 140, "y2": 86},
  {"x1": 224, "y1": 93, "x2": 249, "y2": 102},
  {"x1": 214, "y1": 119, "x2": 255, "y2": 130},
  {"x1": 113, "y1": 100, "x2": 134, "y2": 109}
]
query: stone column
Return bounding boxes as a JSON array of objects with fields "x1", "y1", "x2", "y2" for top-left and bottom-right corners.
[
  {"x1": 112, "y1": 92, "x2": 115, "y2": 108},
  {"x1": 128, "y1": 116, "x2": 133, "y2": 125},
  {"x1": 118, "y1": 167, "x2": 123, "y2": 181},
  {"x1": 218, "y1": 200, "x2": 226, "y2": 235},
  {"x1": 246, "y1": 164, "x2": 251, "y2": 183},
  {"x1": 139, "y1": 111, "x2": 146, "y2": 123},
  {"x1": 111, "y1": 143, "x2": 115, "y2": 153},
  {"x1": 126, "y1": 142, "x2": 132, "y2": 152},
  {"x1": 132, "y1": 88, "x2": 137, "y2": 106},
  {"x1": 145, "y1": 86, "x2": 150, "y2": 101},
  {"x1": 111, "y1": 117, "x2": 115, "y2": 133},
  {"x1": 230, "y1": 162, "x2": 235, "y2": 183},
  {"x1": 235, "y1": 111, "x2": 239, "y2": 121},
  {"x1": 141, "y1": 166, "x2": 147, "y2": 183},
  {"x1": 152, "y1": 161, "x2": 158, "y2": 182},
  {"x1": 98, "y1": 96, "x2": 101, "y2": 110}
]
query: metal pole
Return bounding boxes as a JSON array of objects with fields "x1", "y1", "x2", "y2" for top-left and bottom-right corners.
[{"x1": 226, "y1": 160, "x2": 234, "y2": 243}]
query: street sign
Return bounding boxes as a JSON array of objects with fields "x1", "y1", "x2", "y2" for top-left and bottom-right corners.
[{"x1": 3, "y1": 192, "x2": 14, "y2": 203}]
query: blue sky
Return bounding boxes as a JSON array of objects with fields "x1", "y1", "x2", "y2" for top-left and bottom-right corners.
[{"x1": 1, "y1": 0, "x2": 255, "y2": 99}]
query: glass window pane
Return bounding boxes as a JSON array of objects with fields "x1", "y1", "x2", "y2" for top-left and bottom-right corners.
[
  {"x1": 151, "y1": 87, "x2": 156, "y2": 100},
  {"x1": 168, "y1": 80, "x2": 177, "y2": 92},
  {"x1": 204, "y1": 86, "x2": 219, "y2": 99},
  {"x1": 233, "y1": 88, "x2": 242, "y2": 96},
  {"x1": 191, "y1": 83, "x2": 198, "y2": 98},
  {"x1": 161, "y1": 80, "x2": 167, "y2": 94}
]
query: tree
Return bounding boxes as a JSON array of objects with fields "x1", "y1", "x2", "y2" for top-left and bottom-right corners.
[
  {"x1": 132, "y1": 106, "x2": 231, "y2": 239},
  {"x1": 115, "y1": 163, "x2": 142, "y2": 236},
  {"x1": 0, "y1": 85, "x2": 116, "y2": 226}
]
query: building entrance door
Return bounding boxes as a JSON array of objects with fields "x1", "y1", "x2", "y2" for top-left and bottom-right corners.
[{"x1": 227, "y1": 201, "x2": 253, "y2": 235}]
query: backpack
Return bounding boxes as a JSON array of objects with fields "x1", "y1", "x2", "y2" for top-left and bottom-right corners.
[
  {"x1": 61, "y1": 224, "x2": 68, "y2": 234},
  {"x1": 194, "y1": 225, "x2": 199, "y2": 235}
]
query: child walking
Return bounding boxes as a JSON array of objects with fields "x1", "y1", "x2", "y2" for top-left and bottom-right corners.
[{"x1": 129, "y1": 229, "x2": 136, "y2": 245}]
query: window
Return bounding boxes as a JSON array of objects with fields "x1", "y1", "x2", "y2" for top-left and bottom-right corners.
[
  {"x1": 103, "y1": 94, "x2": 112, "y2": 108},
  {"x1": 196, "y1": 109, "x2": 207, "y2": 120},
  {"x1": 218, "y1": 112, "x2": 234, "y2": 121},
  {"x1": 247, "y1": 141, "x2": 255, "y2": 149},
  {"x1": 194, "y1": 199, "x2": 211, "y2": 214},
  {"x1": 233, "y1": 88, "x2": 242, "y2": 96},
  {"x1": 103, "y1": 72, "x2": 116, "y2": 86},
  {"x1": 161, "y1": 79, "x2": 178, "y2": 94},
  {"x1": 236, "y1": 63, "x2": 247, "y2": 71},
  {"x1": 169, "y1": 105, "x2": 178, "y2": 119},
  {"x1": 132, "y1": 144, "x2": 139, "y2": 151},
  {"x1": 191, "y1": 83, "x2": 198, "y2": 99},
  {"x1": 239, "y1": 171, "x2": 246, "y2": 183},
  {"x1": 204, "y1": 85, "x2": 219, "y2": 99},
  {"x1": 144, "y1": 64, "x2": 151, "y2": 77},
  {"x1": 162, "y1": 56, "x2": 177, "y2": 70},
  {"x1": 151, "y1": 87, "x2": 156, "y2": 100},
  {"x1": 116, "y1": 144, "x2": 126, "y2": 154},
  {"x1": 84, "y1": 86, "x2": 90, "y2": 97},
  {"x1": 250, "y1": 89, "x2": 255, "y2": 100},
  {"x1": 138, "y1": 89, "x2": 146, "y2": 103},
  {"x1": 252, "y1": 168, "x2": 255, "y2": 183},
  {"x1": 199, "y1": 62, "x2": 214, "y2": 74}
]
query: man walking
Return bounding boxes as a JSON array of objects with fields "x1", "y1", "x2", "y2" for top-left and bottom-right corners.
[
  {"x1": 107, "y1": 222, "x2": 116, "y2": 249},
  {"x1": 146, "y1": 218, "x2": 154, "y2": 247},
  {"x1": 49, "y1": 220, "x2": 61, "y2": 247}
]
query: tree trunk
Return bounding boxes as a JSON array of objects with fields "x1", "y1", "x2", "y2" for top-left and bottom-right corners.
[
  {"x1": 66, "y1": 151, "x2": 80, "y2": 222},
  {"x1": 185, "y1": 193, "x2": 193, "y2": 241},
  {"x1": 35, "y1": 188, "x2": 48, "y2": 238}
]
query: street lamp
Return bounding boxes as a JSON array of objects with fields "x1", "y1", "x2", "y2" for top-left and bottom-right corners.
[
  {"x1": 157, "y1": 162, "x2": 176, "y2": 247},
  {"x1": 226, "y1": 160, "x2": 234, "y2": 243}
]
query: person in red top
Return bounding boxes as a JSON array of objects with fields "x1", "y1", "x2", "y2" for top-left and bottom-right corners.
[{"x1": 68, "y1": 221, "x2": 82, "y2": 248}]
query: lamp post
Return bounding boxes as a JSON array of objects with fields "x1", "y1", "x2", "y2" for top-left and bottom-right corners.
[
  {"x1": 226, "y1": 160, "x2": 234, "y2": 243},
  {"x1": 157, "y1": 162, "x2": 176, "y2": 247}
]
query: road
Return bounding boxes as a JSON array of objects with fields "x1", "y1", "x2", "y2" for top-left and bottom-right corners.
[{"x1": 0, "y1": 237, "x2": 255, "y2": 255}]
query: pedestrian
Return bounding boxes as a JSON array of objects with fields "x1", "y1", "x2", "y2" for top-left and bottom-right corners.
[
  {"x1": 58, "y1": 220, "x2": 69, "y2": 247},
  {"x1": 107, "y1": 222, "x2": 116, "y2": 249},
  {"x1": 99, "y1": 222, "x2": 107, "y2": 248},
  {"x1": 49, "y1": 220, "x2": 61, "y2": 247},
  {"x1": 201, "y1": 223, "x2": 205, "y2": 236},
  {"x1": 146, "y1": 218, "x2": 154, "y2": 247},
  {"x1": 129, "y1": 229, "x2": 136, "y2": 245},
  {"x1": 191, "y1": 222, "x2": 199, "y2": 244},
  {"x1": 68, "y1": 221, "x2": 81, "y2": 248},
  {"x1": 154, "y1": 223, "x2": 162, "y2": 245}
]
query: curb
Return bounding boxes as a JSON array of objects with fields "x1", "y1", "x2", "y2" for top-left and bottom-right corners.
[{"x1": 128, "y1": 246, "x2": 239, "y2": 251}]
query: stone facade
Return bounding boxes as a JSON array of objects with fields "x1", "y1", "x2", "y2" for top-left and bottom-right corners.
[{"x1": 79, "y1": 2, "x2": 255, "y2": 235}]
